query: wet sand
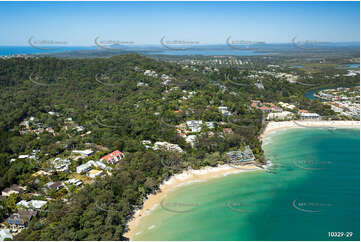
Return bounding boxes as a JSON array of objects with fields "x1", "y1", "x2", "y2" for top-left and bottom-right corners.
[{"x1": 124, "y1": 164, "x2": 261, "y2": 240}]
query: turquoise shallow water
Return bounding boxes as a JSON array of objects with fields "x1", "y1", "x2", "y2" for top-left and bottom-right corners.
[{"x1": 133, "y1": 128, "x2": 360, "y2": 241}]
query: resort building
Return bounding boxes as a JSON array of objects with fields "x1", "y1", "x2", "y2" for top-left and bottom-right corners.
[
  {"x1": 226, "y1": 146, "x2": 255, "y2": 164},
  {"x1": 267, "y1": 111, "x2": 294, "y2": 120},
  {"x1": 100, "y1": 150, "x2": 124, "y2": 164},
  {"x1": 299, "y1": 112, "x2": 321, "y2": 120},
  {"x1": 278, "y1": 102, "x2": 296, "y2": 110},
  {"x1": 252, "y1": 101, "x2": 283, "y2": 113}
]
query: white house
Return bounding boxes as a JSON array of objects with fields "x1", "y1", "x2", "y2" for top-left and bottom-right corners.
[
  {"x1": 65, "y1": 179, "x2": 83, "y2": 186},
  {"x1": 299, "y1": 112, "x2": 320, "y2": 120},
  {"x1": 72, "y1": 149, "x2": 94, "y2": 157},
  {"x1": 16, "y1": 200, "x2": 47, "y2": 209},
  {"x1": 205, "y1": 122, "x2": 215, "y2": 129},
  {"x1": 185, "y1": 135, "x2": 197, "y2": 147},
  {"x1": 186, "y1": 120, "x2": 203, "y2": 133},
  {"x1": 76, "y1": 160, "x2": 107, "y2": 174},
  {"x1": 278, "y1": 102, "x2": 296, "y2": 110},
  {"x1": 76, "y1": 162, "x2": 93, "y2": 174},
  {"x1": 218, "y1": 106, "x2": 231, "y2": 116},
  {"x1": 153, "y1": 142, "x2": 183, "y2": 153},
  {"x1": 51, "y1": 158, "x2": 71, "y2": 172},
  {"x1": 0, "y1": 228, "x2": 12, "y2": 241},
  {"x1": 267, "y1": 111, "x2": 294, "y2": 120}
]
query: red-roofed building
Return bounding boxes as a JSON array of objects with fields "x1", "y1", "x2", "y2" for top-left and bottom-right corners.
[{"x1": 100, "y1": 150, "x2": 124, "y2": 164}]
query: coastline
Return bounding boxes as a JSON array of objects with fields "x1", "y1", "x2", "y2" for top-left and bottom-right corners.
[
  {"x1": 125, "y1": 119, "x2": 360, "y2": 240},
  {"x1": 124, "y1": 163, "x2": 261, "y2": 240},
  {"x1": 260, "y1": 120, "x2": 360, "y2": 140}
]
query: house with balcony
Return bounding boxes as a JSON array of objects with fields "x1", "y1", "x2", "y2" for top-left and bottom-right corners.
[{"x1": 100, "y1": 150, "x2": 125, "y2": 164}]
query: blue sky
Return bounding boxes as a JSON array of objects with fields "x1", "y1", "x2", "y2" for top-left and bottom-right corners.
[{"x1": 0, "y1": 1, "x2": 359, "y2": 46}]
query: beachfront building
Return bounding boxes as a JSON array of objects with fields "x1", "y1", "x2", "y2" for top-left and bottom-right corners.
[
  {"x1": 267, "y1": 111, "x2": 294, "y2": 121},
  {"x1": 226, "y1": 146, "x2": 255, "y2": 164},
  {"x1": 298, "y1": 111, "x2": 321, "y2": 120}
]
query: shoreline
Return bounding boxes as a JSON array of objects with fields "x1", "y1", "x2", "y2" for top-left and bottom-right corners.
[
  {"x1": 125, "y1": 119, "x2": 359, "y2": 240},
  {"x1": 260, "y1": 120, "x2": 360, "y2": 140},
  {"x1": 124, "y1": 163, "x2": 261, "y2": 240}
]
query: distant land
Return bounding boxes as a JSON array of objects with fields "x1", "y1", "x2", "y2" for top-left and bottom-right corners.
[{"x1": 0, "y1": 42, "x2": 359, "y2": 58}]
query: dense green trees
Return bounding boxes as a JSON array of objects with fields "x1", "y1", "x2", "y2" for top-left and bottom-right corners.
[{"x1": 0, "y1": 53, "x2": 356, "y2": 240}]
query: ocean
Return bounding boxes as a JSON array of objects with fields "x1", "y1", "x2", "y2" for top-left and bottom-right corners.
[
  {"x1": 131, "y1": 128, "x2": 360, "y2": 241},
  {"x1": 0, "y1": 43, "x2": 358, "y2": 57},
  {"x1": 0, "y1": 46, "x2": 266, "y2": 57},
  {"x1": 0, "y1": 46, "x2": 96, "y2": 56}
]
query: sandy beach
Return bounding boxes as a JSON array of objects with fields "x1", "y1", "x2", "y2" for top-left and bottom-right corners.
[
  {"x1": 125, "y1": 120, "x2": 359, "y2": 240},
  {"x1": 260, "y1": 120, "x2": 360, "y2": 140},
  {"x1": 124, "y1": 163, "x2": 261, "y2": 240}
]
